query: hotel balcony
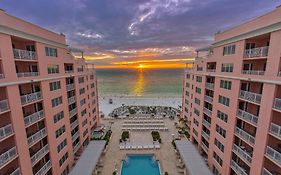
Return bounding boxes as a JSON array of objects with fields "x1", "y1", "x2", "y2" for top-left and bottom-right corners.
[
  {"x1": 27, "y1": 128, "x2": 47, "y2": 147},
  {"x1": 204, "y1": 95, "x2": 213, "y2": 103},
  {"x1": 70, "y1": 120, "x2": 79, "y2": 130},
  {"x1": 242, "y1": 58, "x2": 267, "y2": 76},
  {"x1": 0, "y1": 124, "x2": 14, "y2": 141},
  {"x1": 201, "y1": 142, "x2": 209, "y2": 153},
  {"x1": 13, "y1": 48, "x2": 37, "y2": 61},
  {"x1": 21, "y1": 91, "x2": 42, "y2": 105},
  {"x1": 15, "y1": 61, "x2": 39, "y2": 78},
  {"x1": 273, "y1": 98, "x2": 281, "y2": 111},
  {"x1": 202, "y1": 119, "x2": 211, "y2": 128},
  {"x1": 69, "y1": 108, "x2": 78, "y2": 118},
  {"x1": 262, "y1": 168, "x2": 277, "y2": 175},
  {"x1": 244, "y1": 46, "x2": 269, "y2": 58},
  {"x1": 205, "y1": 82, "x2": 214, "y2": 90},
  {"x1": 231, "y1": 160, "x2": 248, "y2": 175},
  {"x1": 237, "y1": 109, "x2": 258, "y2": 126},
  {"x1": 24, "y1": 110, "x2": 44, "y2": 127},
  {"x1": 242, "y1": 70, "x2": 265, "y2": 75},
  {"x1": 239, "y1": 90, "x2": 262, "y2": 104},
  {"x1": 73, "y1": 141, "x2": 80, "y2": 153},
  {"x1": 72, "y1": 130, "x2": 79, "y2": 141},
  {"x1": 31, "y1": 144, "x2": 49, "y2": 166},
  {"x1": 17, "y1": 72, "x2": 39, "y2": 77},
  {"x1": 201, "y1": 130, "x2": 210, "y2": 141},
  {"x1": 0, "y1": 99, "x2": 10, "y2": 113},
  {"x1": 235, "y1": 127, "x2": 255, "y2": 146},
  {"x1": 265, "y1": 146, "x2": 281, "y2": 166},
  {"x1": 8, "y1": 168, "x2": 20, "y2": 175},
  {"x1": 0, "y1": 73, "x2": 4, "y2": 79},
  {"x1": 233, "y1": 144, "x2": 252, "y2": 165},
  {"x1": 206, "y1": 62, "x2": 216, "y2": 72},
  {"x1": 203, "y1": 107, "x2": 212, "y2": 117},
  {"x1": 270, "y1": 123, "x2": 281, "y2": 140},
  {"x1": 34, "y1": 160, "x2": 51, "y2": 175},
  {"x1": 0, "y1": 146, "x2": 18, "y2": 168},
  {"x1": 64, "y1": 63, "x2": 74, "y2": 73},
  {"x1": 68, "y1": 96, "x2": 76, "y2": 104},
  {"x1": 66, "y1": 83, "x2": 75, "y2": 91}
]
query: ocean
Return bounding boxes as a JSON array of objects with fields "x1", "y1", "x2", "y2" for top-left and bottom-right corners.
[{"x1": 95, "y1": 68, "x2": 184, "y2": 97}]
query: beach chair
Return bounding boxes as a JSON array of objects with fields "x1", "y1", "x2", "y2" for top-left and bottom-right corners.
[
  {"x1": 137, "y1": 145, "x2": 142, "y2": 149},
  {"x1": 132, "y1": 145, "x2": 137, "y2": 150},
  {"x1": 155, "y1": 145, "x2": 160, "y2": 149}
]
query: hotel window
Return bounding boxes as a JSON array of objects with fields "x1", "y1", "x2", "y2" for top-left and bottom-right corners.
[
  {"x1": 185, "y1": 91, "x2": 189, "y2": 97},
  {"x1": 80, "y1": 99, "x2": 86, "y2": 106},
  {"x1": 82, "y1": 119, "x2": 87, "y2": 127},
  {"x1": 91, "y1": 83, "x2": 95, "y2": 88},
  {"x1": 45, "y1": 47, "x2": 57, "y2": 57},
  {"x1": 194, "y1": 98, "x2": 200, "y2": 105},
  {"x1": 56, "y1": 125, "x2": 66, "y2": 138},
  {"x1": 193, "y1": 118, "x2": 199, "y2": 126},
  {"x1": 194, "y1": 108, "x2": 200, "y2": 116},
  {"x1": 52, "y1": 96, "x2": 62, "y2": 107},
  {"x1": 48, "y1": 64, "x2": 59, "y2": 74},
  {"x1": 59, "y1": 152, "x2": 68, "y2": 166},
  {"x1": 53, "y1": 111, "x2": 64, "y2": 123},
  {"x1": 78, "y1": 77, "x2": 84, "y2": 83},
  {"x1": 192, "y1": 128, "x2": 198, "y2": 137},
  {"x1": 195, "y1": 87, "x2": 201, "y2": 94},
  {"x1": 216, "y1": 125, "x2": 226, "y2": 138},
  {"x1": 213, "y1": 151, "x2": 223, "y2": 166},
  {"x1": 83, "y1": 129, "x2": 88, "y2": 137},
  {"x1": 196, "y1": 76, "x2": 202, "y2": 83},
  {"x1": 186, "y1": 83, "x2": 190, "y2": 88},
  {"x1": 79, "y1": 88, "x2": 85, "y2": 95},
  {"x1": 57, "y1": 139, "x2": 67, "y2": 153},
  {"x1": 221, "y1": 63, "x2": 233, "y2": 72},
  {"x1": 91, "y1": 91, "x2": 95, "y2": 97},
  {"x1": 223, "y1": 45, "x2": 235, "y2": 56},
  {"x1": 214, "y1": 138, "x2": 224, "y2": 153},
  {"x1": 49, "y1": 81, "x2": 61, "y2": 91},
  {"x1": 217, "y1": 110, "x2": 228, "y2": 123},
  {"x1": 186, "y1": 74, "x2": 190, "y2": 79},
  {"x1": 77, "y1": 66, "x2": 83, "y2": 72},
  {"x1": 218, "y1": 95, "x2": 230, "y2": 107},
  {"x1": 90, "y1": 74, "x2": 94, "y2": 80},
  {"x1": 212, "y1": 166, "x2": 221, "y2": 175},
  {"x1": 220, "y1": 80, "x2": 232, "y2": 90},
  {"x1": 61, "y1": 166, "x2": 69, "y2": 175},
  {"x1": 81, "y1": 109, "x2": 87, "y2": 116}
]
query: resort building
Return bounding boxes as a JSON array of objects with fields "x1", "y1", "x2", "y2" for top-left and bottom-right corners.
[
  {"x1": 182, "y1": 6, "x2": 281, "y2": 175},
  {"x1": 0, "y1": 9, "x2": 99, "y2": 175}
]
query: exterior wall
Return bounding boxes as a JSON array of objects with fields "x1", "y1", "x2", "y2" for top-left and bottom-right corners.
[
  {"x1": 182, "y1": 6, "x2": 281, "y2": 175},
  {"x1": 0, "y1": 9, "x2": 99, "y2": 175}
]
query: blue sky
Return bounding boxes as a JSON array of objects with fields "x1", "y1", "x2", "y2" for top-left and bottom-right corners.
[{"x1": 0, "y1": 0, "x2": 279, "y2": 67}]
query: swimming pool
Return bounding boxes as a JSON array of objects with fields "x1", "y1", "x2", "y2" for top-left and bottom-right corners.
[{"x1": 120, "y1": 154, "x2": 161, "y2": 175}]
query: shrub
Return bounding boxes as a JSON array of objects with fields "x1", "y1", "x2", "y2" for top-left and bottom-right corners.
[
  {"x1": 165, "y1": 172, "x2": 169, "y2": 175},
  {"x1": 172, "y1": 140, "x2": 176, "y2": 149},
  {"x1": 121, "y1": 131, "x2": 129, "y2": 141},
  {"x1": 151, "y1": 131, "x2": 161, "y2": 143},
  {"x1": 113, "y1": 172, "x2": 116, "y2": 175}
]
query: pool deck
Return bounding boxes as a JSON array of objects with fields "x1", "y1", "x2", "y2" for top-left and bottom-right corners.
[{"x1": 97, "y1": 116, "x2": 185, "y2": 175}]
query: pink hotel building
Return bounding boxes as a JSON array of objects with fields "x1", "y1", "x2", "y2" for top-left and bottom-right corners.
[
  {"x1": 0, "y1": 9, "x2": 99, "y2": 175},
  {"x1": 182, "y1": 6, "x2": 281, "y2": 175}
]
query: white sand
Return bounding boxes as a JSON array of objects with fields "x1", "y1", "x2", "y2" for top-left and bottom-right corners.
[{"x1": 99, "y1": 96, "x2": 182, "y2": 117}]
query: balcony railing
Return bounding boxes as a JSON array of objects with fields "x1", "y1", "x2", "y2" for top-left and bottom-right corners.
[
  {"x1": 21, "y1": 92, "x2": 42, "y2": 105},
  {"x1": 233, "y1": 144, "x2": 252, "y2": 165},
  {"x1": 65, "y1": 70, "x2": 74, "y2": 73},
  {"x1": 266, "y1": 146, "x2": 281, "y2": 166},
  {"x1": 0, "y1": 99, "x2": 9, "y2": 113},
  {"x1": 204, "y1": 95, "x2": 213, "y2": 103},
  {"x1": 66, "y1": 83, "x2": 75, "y2": 91},
  {"x1": 72, "y1": 131, "x2": 79, "y2": 141},
  {"x1": 17, "y1": 72, "x2": 39, "y2": 78},
  {"x1": 206, "y1": 69, "x2": 216, "y2": 72},
  {"x1": 73, "y1": 142, "x2": 80, "y2": 153},
  {"x1": 31, "y1": 144, "x2": 49, "y2": 166},
  {"x1": 68, "y1": 96, "x2": 76, "y2": 104},
  {"x1": 0, "y1": 146, "x2": 17, "y2": 168},
  {"x1": 69, "y1": 108, "x2": 78, "y2": 118},
  {"x1": 235, "y1": 127, "x2": 255, "y2": 146},
  {"x1": 242, "y1": 70, "x2": 265, "y2": 76},
  {"x1": 203, "y1": 107, "x2": 212, "y2": 117},
  {"x1": 13, "y1": 49, "x2": 37, "y2": 60},
  {"x1": 237, "y1": 109, "x2": 258, "y2": 126},
  {"x1": 244, "y1": 46, "x2": 269, "y2": 58},
  {"x1": 203, "y1": 119, "x2": 211, "y2": 128},
  {"x1": 0, "y1": 73, "x2": 4, "y2": 79},
  {"x1": 201, "y1": 130, "x2": 210, "y2": 140},
  {"x1": 24, "y1": 110, "x2": 44, "y2": 127},
  {"x1": 0, "y1": 124, "x2": 13, "y2": 140},
  {"x1": 270, "y1": 123, "x2": 281, "y2": 139},
  {"x1": 239, "y1": 90, "x2": 262, "y2": 104},
  {"x1": 273, "y1": 98, "x2": 281, "y2": 111},
  {"x1": 35, "y1": 160, "x2": 51, "y2": 175},
  {"x1": 201, "y1": 142, "x2": 209, "y2": 153},
  {"x1": 27, "y1": 128, "x2": 47, "y2": 146},
  {"x1": 263, "y1": 168, "x2": 274, "y2": 175},
  {"x1": 231, "y1": 160, "x2": 248, "y2": 175},
  {"x1": 70, "y1": 120, "x2": 79, "y2": 130},
  {"x1": 205, "y1": 82, "x2": 214, "y2": 90},
  {"x1": 9, "y1": 168, "x2": 20, "y2": 175}
]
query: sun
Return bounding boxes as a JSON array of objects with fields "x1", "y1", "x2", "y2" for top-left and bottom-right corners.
[{"x1": 137, "y1": 64, "x2": 145, "y2": 69}]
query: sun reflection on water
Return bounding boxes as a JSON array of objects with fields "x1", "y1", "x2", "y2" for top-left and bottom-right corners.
[{"x1": 133, "y1": 69, "x2": 145, "y2": 96}]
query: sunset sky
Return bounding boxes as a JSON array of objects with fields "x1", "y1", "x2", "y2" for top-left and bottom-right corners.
[{"x1": 0, "y1": 0, "x2": 279, "y2": 68}]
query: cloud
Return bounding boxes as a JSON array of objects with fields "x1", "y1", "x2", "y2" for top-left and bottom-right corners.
[{"x1": 76, "y1": 31, "x2": 103, "y2": 39}]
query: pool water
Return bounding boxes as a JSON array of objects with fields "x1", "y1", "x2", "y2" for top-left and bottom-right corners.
[{"x1": 121, "y1": 154, "x2": 160, "y2": 175}]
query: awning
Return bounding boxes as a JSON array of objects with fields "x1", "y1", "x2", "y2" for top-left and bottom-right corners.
[
  {"x1": 175, "y1": 140, "x2": 212, "y2": 175},
  {"x1": 69, "y1": 140, "x2": 106, "y2": 175}
]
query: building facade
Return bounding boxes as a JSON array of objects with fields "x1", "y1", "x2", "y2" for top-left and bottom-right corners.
[
  {"x1": 0, "y1": 9, "x2": 99, "y2": 175},
  {"x1": 182, "y1": 6, "x2": 281, "y2": 175}
]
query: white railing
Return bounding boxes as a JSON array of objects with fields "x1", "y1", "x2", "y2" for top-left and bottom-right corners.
[
  {"x1": 65, "y1": 70, "x2": 74, "y2": 73},
  {"x1": 235, "y1": 127, "x2": 255, "y2": 146},
  {"x1": 205, "y1": 82, "x2": 214, "y2": 90},
  {"x1": 231, "y1": 160, "x2": 248, "y2": 175},
  {"x1": 13, "y1": 49, "x2": 37, "y2": 60},
  {"x1": 270, "y1": 123, "x2": 281, "y2": 139},
  {"x1": 0, "y1": 73, "x2": 4, "y2": 79},
  {"x1": 204, "y1": 95, "x2": 213, "y2": 103},
  {"x1": 66, "y1": 84, "x2": 74, "y2": 91},
  {"x1": 35, "y1": 160, "x2": 51, "y2": 175},
  {"x1": 0, "y1": 99, "x2": 9, "y2": 113},
  {"x1": 31, "y1": 144, "x2": 49, "y2": 166},
  {"x1": 9, "y1": 168, "x2": 20, "y2": 175},
  {"x1": 263, "y1": 168, "x2": 274, "y2": 175},
  {"x1": 242, "y1": 70, "x2": 265, "y2": 75},
  {"x1": 68, "y1": 96, "x2": 76, "y2": 104},
  {"x1": 70, "y1": 120, "x2": 78, "y2": 130},
  {"x1": 203, "y1": 107, "x2": 212, "y2": 117},
  {"x1": 72, "y1": 131, "x2": 79, "y2": 141},
  {"x1": 201, "y1": 130, "x2": 210, "y2": 140},
  {"x1": 0, "y1": 146, "x2": 17, "y2": 167},
  {"x1": 233, "y1": 144, "x2": 252, "y2": 164},
  {"x1": 17, "y1": 72, "x2": 39, "y2": 78},
  {"x1": 273, "y1": 98, "x2": 281, "y2": 111},
  {"x1": 239, "y1": 90, "x2": 262, "y2": 104},
  {"x1": 24, "y1": 110, "x2": 44, "y2": 126},
  {"x1": 27, "y1": 128, "x2": 47, "y2": 146},
  {"x1": 237, "y1": 109, "x2": 258, "y2": 126},
  {"x1": 266, "y1": 146, "x2": 281, "y2": 166},
  {"x1": 206, "y1": 69, "x2": 216, "y2": 72},
  {"x1": 21, "y1": 92, "x2": 42, "y2": 105},
  {"x1": 73, "y1": 142, "x2": 80, "y2": 153},
  {"x1": 278, "y1": 71, "x2": 281, "y2": 77},
  {"x1": 244, "y1": 46, "x2": 269, "y2": 58},
  {"x1": 201, "y1": 142, "x2": 208, "y2": 153},
  {"x1": 203, "y1": 119, "x2": 211, "y2": 128},
  {"x1": 0, "y1": 124, "x2": 13, "y2": 140},
  {"x1": 69, "y1": 108, "x2": 77, "y2": 118}
]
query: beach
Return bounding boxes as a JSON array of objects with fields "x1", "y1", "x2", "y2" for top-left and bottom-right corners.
[{"x1": 99, "y1": 96, "x2": 182, "y2": 117}]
